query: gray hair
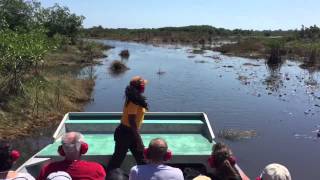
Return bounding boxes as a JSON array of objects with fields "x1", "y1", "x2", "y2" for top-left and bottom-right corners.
[
  {"x1": 61, "y1": 132, "x2": 84, "y2": 153},
  {"x1": 148, "y1": 138, "x2": 168, "y2": 162}
]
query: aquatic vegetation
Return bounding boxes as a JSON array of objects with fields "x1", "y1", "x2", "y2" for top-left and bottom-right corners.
[
  {"x1": 203, "y1": 55, "x2": 221, "y2": 60},
  {"x1": 192, "y1": 49, "x2": 205, "y2": 54},
  {"x1": 157, "y1": 68, "x2": 165, "y2": 75},
  {"x1": 194, "y1": 60, "x2": 208, "y2": 63},
  {"x1": 266, "y1": 39, "x2": 285, "y2": 67},
  {"x1": 109, "y1": 60, "x2": 129, "y2": 75},
  {"x1": 119, "y1": 49, "x2": 130, "y2": 58},
  {"x1": 300, "y1": 47, "x2": 320, "y2": 70},
  {"x1": 243, "y1": 62, "x2": 261, "y2": 66}
]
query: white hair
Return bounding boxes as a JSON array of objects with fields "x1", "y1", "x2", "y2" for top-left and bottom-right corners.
[{"x1": 61, "y1": 132, "x2": 84, "y2": 153}]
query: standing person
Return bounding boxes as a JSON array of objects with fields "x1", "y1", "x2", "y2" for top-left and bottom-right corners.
[
  {"x1": 106, "y1": 76, "x2": 149, "y2": 171},
  {"x1": 129, "y1": 138, "x2": 184, "y2": 180},
  {"x1": 0, "y1": 142, "x2": 35, "y2": 180},
  {"x1": 37, "y1": 132, "x2": 106, "y2": 180}
]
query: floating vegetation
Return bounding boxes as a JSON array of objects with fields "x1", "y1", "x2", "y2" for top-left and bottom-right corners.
[
  {"x1": 203, "y1": 55, "x2": 221, "y2": 60},
  {"x1": 237, "y1": 75, "x2": 250, "y2": 85},
  {"x1": 157, "y1": 68, "x2": 166, "y2": 75},
  {"x1": 188, "y1": 55, "x2": 196, "y2": 58},
  {"x1": 194, "y1": 60, "x2": 208, "y2": 63},
  {"x1": 266, "y1": 40, "x2": 284, "y2": 69},
  {"x1": 109, "y1": 60, "x2": 129, "y2": 75},
  {"x1": 192, "y1": 49, "x2": 205, "y2": 54},
  {"x1": 243, "y1": 62, "x2": 261, "y2": 67},
  {"x1": 119, "y1": 49, "x2": 130, "y2": 58},
  {"x1": 222, "y1": 65, "x2": 234, "y2": 68},
  {"x1": 300, "y1": 48, "x2": 320, "y2": 70},
  {"x1": 218, "y1": 129, "x2": 257, "y2": 141}
]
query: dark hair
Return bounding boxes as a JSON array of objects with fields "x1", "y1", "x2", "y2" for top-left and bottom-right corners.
[
  {"x1": 0, "y1": 142, "x2": 14, "y2": 171},
  {"x1": 125, "y1": 83, "x2": 148, "y2": 110},
  {"x1": 212, "y1": 142, "x2": 242, "y2": 180},
  {"x1": 148, "y1": 138, "x2": 168, "y2": 161}
]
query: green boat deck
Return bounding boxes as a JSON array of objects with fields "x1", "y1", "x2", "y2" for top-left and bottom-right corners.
[
  {"x1": 18, "y1": 112, "x2": 216, "y2": 176},
  {"x1": 65, "y1": 119, "x2": 204, "y2": 124},
  {"x1": 38, "y1": 134, "x2": 213, "y2": 157}
]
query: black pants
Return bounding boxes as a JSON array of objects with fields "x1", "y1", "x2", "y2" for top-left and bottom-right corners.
[{"x1": 106, "y1": 124, "x2": 145, "y2": 171}]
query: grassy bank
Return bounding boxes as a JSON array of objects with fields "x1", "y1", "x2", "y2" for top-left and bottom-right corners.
[
  {"x1": 213, "y1": 37, "x2": 320, "y2": 69},
  {"x1": 84, "y1": 25, "x2": 320, "y2": 70},
  {"x1": 0, "y1": 41, "x2": 111, "y2": 140}
]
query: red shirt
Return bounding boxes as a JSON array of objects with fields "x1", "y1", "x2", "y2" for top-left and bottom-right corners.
[{"x1": 37, "y1": 160, "x2": 106, "y2": 180}]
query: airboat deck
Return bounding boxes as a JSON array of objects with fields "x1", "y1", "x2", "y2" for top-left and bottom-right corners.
[{"x1": 18, "y1": 112, "x2": 215, "y2": 177}]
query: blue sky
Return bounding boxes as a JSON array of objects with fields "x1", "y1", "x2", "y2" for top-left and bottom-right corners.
[{"x1": 40, "y1": 0, "x2": 319, "y2": 30}]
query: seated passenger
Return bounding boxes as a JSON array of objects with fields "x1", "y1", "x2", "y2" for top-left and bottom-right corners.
[
  {"x1": 256, "y1": 163, "x2": 291, "y2": 180},
  {"x1": 37, "y1": 132, "x2": 106, "y2": 180},
  {"x1": 129, "y1": 138, "x2": 184, "y2": 180},
  {"x1": 0, "y1": 142, "x2": 35, "y2": 180},
  {"x1": 203, "y1": 142, "x2": 249, "y2": 180}
]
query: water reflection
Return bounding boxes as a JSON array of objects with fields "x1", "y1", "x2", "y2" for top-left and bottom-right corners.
[
  {"x1": 80, "y1": 65, "x2": 97, "y2": 80},
  {"x1": 263, "y1": 59, "x2": 284, "y2": 92},
  {"x1": 305, "y1": 69, "x2": 318, "y2": 86}
]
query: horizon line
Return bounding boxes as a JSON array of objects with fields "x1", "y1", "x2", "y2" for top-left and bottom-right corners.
[{"x1": 84, "y1": 24, "x2": 318, "y2": 31}]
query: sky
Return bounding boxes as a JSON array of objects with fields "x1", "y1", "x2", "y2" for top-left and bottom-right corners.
[{"x1": 40, "y1": 0, "x2": 319, "y2": 30}]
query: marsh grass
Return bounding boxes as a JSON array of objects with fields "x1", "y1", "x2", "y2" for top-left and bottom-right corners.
[
  {"x1": 215, "y1": 37, "x2": 320, "y2": 71},
  {"x1": 0, "y1": 41, "x2": 105, "y2": 139},
  {"x1": 109, "y1": 60, "x2": 129, "y2": 75}
]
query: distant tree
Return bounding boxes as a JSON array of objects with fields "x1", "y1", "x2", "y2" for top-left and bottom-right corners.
[
  {"x1": 264, "y1": 31, "x2": 271, "y2": 37},
  {"x1": 42, "y1": 4, "x2": 85, "y2": 43},
  {"x1": 299, "y1": 25, "x2": 305, "y2": 38},
  {"x1": 0, "y1": 28, "x2": 51, "y2": 95},
  {"x1": 0, "y1": 0, "x2": 42, "y2": 31}
]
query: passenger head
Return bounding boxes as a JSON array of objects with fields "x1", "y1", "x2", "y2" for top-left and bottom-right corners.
[
  {"x1": 209, "y1": 142, "x2": 241, "y2": 180},
  {"x1": 0, "y1": 142, "x2": 20, "y2": 172},
  {"x1": 210, "y1": 142, "x2": 236, "y2": 167},
  {"x1": 144, "y1": 138, "x2": 172, "y2": 163},
  {"x1": 58, "y1": 132, "x2": 88, "y2": 161},
  {"x1": 257, "y1": 163, "x2": 291, "y2": 180}
]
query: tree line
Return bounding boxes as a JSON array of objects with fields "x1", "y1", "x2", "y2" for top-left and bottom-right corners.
[
  {"x1": 0, "y1": 0, "x2": 84, "y2": 97},
  {"x1": 84, "y1": 24, "x2": 320, "y2": 43}
]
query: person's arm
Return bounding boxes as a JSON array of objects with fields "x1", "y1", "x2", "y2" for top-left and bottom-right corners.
[{"x1": 235, "y1": 164, "x2": 250, "y2": 180}]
